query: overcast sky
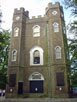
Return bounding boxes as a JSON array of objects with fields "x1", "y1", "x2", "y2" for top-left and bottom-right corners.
[{"x1": 0, "y1": 0, "x2": 71, "y2": 30}]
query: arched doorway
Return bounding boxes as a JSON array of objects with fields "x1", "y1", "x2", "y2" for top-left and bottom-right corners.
[{"x1": 29, "y1": 72, "x2": 44, "y2": 93}]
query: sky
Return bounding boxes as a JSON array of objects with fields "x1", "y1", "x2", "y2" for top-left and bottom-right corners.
[{"x1": 0, "y1": 0, "x2": 71, "y2": 30}]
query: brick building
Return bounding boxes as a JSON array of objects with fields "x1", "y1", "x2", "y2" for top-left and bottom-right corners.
[{"x1": 6, "y1": 2, "x2": 69, "y2": 98}]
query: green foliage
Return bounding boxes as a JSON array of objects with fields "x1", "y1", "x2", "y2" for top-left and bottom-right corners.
[
  {"x1": 0, "y1": 30, "x2": 10, "y2": 89},
  {"x1": 64, "y1": 0, "x2": 77, "y2": 16},
  {"x1": 64, "y1": 0, "x2": 77, "y2": 87},
  {"x1": 71, "y1": 72, "x2": 77, "y2": 87},
  {"x1": 0, "y1": 70, "x2": 7, "y2": 89}
]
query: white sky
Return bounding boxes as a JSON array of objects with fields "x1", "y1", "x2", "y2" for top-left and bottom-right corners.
[{"x1": 0, "y1": 0, "x2": 71, "y2": 30}]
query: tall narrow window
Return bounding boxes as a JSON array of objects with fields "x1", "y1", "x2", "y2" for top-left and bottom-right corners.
[
  {"x1": 53, "y1": 22, "x2": 59, "y2": 32},
  {"x1": 55, "y1": 46, "x2": 61, "y2": 59},
  {"x1": 12, "y1": 50, "x2": 17, "y2": 61},
  {"x1": 33, "y1": 25, "x2": 40, "y2": 37},
  {"x1": 9, "y1": 74, "x2": 16, "y2": 87},
  {"x1": 56, "y1": 72, "x2": 65, "y2": 86},
  {"x1": 14, "y1": 27, "x2": 19, "y2": 37},
  {"x1": 33, "y1": 50, "x2": 40, "y2": 64}
]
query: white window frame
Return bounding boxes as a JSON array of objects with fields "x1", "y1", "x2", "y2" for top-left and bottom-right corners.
[
  {"x1": 33, "y1": 25, "x2": 40, "y2": 37},
  {"x1": 55, "y1": 46, "x2": 61, "y2": 59},
  {"x1": 12, "y1": 49, "x2": 17, "y2": 61},
  {"x1": 30, "y1": 46, "x2": 44, "y2": 66},
  {"x1": 14, "y1": 27, "x2": 19, "y2": 37},
  {"x1": 53, "y1": 22, "x2": 59, "y2": 32}
]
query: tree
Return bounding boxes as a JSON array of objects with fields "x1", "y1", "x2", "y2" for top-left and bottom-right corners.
[
  {"x1": 64, "y1": 0, "x2": 77, "y2": 87},
  {"x1": 64, "y1": 0, "x2": 77, "y2": 16},
  {"x1": 0, "y1": 30, "x2": 10, "y2": 89},
  {"x1": 71, "y1": 72, "x2": 77, "y2": 87}
]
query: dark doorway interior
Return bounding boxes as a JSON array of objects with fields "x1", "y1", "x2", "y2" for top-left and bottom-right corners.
[
  {"x1": 18, "y1": 82, "x2": 23, "y2": 94},
  {"x1": 30, "y1": 80, "x2": 43, "y2": 93}
]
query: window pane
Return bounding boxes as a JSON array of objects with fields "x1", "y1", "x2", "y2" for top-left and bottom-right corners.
[
  {"x1": 34, "y1": 50, "x2": 40, "y2": 57},
  {"x1": 14, "y1": 27, "x2": 19, "y2": 37},
  {"x1": 33, "y1": 25, "x2": 40, "y2": 37},
  {"x1": 34, "y1": 57, "x2": 40, "y2": 64},
  {"x1": 55, "y1": 46, "x2": 61, "y2": 59},
  {"x1": 12, "y1": 50, "x2": 17, "y2": 61},
  {"x1": 33, "y1": 50, "x2": 40, "y2": 64},
  {"x1": 9, "y1": 74, "x2": 16, "y2": 87},
  {"x1": 56, "y1": 72, "x2": 65, "y2": 86},
  {"x1": 34, "y1": 27, "x2": 39, "y2": 33},
  {"x1": 53, "y1": 23, "x2": 59, "y2": 32}
]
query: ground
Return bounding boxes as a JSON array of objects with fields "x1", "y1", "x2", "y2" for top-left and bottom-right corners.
[{"x1": 0, "y1": 97, "x2": 77, "y2": 102}]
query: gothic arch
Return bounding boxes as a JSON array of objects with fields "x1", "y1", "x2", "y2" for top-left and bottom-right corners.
[
  {"x1": 32, "y1": 25, "x2": 40, "y2": 37},
  {"x1": 12, "y1": 49, "x2": 17, "y2": 61}
]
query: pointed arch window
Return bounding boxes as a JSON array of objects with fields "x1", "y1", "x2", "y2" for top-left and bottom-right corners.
[
  {"x1": 33, "y1": 25, "x2": 40, "y2": 37},
  {"x1": 12, "y1": 49, "x2": 17, "y2": 61},
  {"x1": 53, "y1": 22, "x2": 59, "y2": 32},
  {"x1": 30, "y1": 46, "x2": 44, "y2": 65},
  {"x1": 14, "y1": 27, "x2": 19, "y2": 37},
  {"x1": 55, "y1": 46, "x2": 61, "y2": 59}
]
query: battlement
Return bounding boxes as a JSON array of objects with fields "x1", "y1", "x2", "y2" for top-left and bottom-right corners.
[
  {"x1": 48, "y1": 2, "x2": 60, "y2": 8},
  {"x1": 45, "y1": 2, "x2": 60, "y2": 14},
  {"x1": 14, "y1": 7, "x2": 29, "y2": 18},
  {"x1": 31, "y1": 15, "x2": 44, "y2": 19}
]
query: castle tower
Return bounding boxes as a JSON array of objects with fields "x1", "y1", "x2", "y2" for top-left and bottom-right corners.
[
  {"x1": 6, "y1": 2, "x2": 69, "y2": 98},
  {"x1": 6, "y1": 8, "x2": 29, "y2": 96}
]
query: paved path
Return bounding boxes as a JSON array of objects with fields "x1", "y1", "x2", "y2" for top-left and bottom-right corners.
[{"x1": 0, "y1": 97, "x2": 77, "y2": 102}]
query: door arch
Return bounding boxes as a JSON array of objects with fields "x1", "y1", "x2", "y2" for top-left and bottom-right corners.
[{"x1": 29, "y1": 72, "x2": 44, "y2": 93}]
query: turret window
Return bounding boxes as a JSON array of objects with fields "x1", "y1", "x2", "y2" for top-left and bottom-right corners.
[
  {"x1": 53, "y1": 22, "x2": 59, "y2": 32},
  {"x1": 33, "y1": 25, "x2": 40, "y2": 37},
  {"x1": 52, "y1": 11, "x2": 57, "y2": 15},
  {"x1": 14, "y1": 27, "x2": 19, "y2": 37},
  {"x1": 12, "y1": 49, "x2": 17, "y2": 61},
  {"x1": 55, "y1": 46, "x2": 61, "y2": 59}
]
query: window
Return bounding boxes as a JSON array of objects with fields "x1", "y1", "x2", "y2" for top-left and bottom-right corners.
[
  {"x1": 14, "y1": 27, "x2": 19, "y2": 37},
  {"x1": 55, "y1": 46, "x2": 61, "y2": 59},
  {"x1": 56, "y1": 72, "x2": 65, "y2": 86},
  {"x1": 33, "y1": 25, "x2": 40, "y2": 37},
  {"x1": 12, "y1": 49, "x2": 17, "y2": 61},
  {"x1": 53, "y1": 22, "x2": 59, "y2": 32},
  {"x1": 30, "y1": 46, "x2": 44, "y2": 65},
  {"x1": 9, "y1": 74, "x2": 16, "y2": 87},
  {"x1": 33, "y1": 50, "x2": 40, "y2": 64},
  {"x1": 52, "y1": 11, "x2": 57, "y2": 15}
]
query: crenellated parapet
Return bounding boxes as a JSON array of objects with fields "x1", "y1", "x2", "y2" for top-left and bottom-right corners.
[
  {"x1": 14, "y1": 7, "x2": 29, "y2": 18},
  {"x1": 45, "y1": 2, "x2": 62, "y2": 15},
  {"x1": 13, "y1": 7, "x2": 29, "y2": 23}
]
